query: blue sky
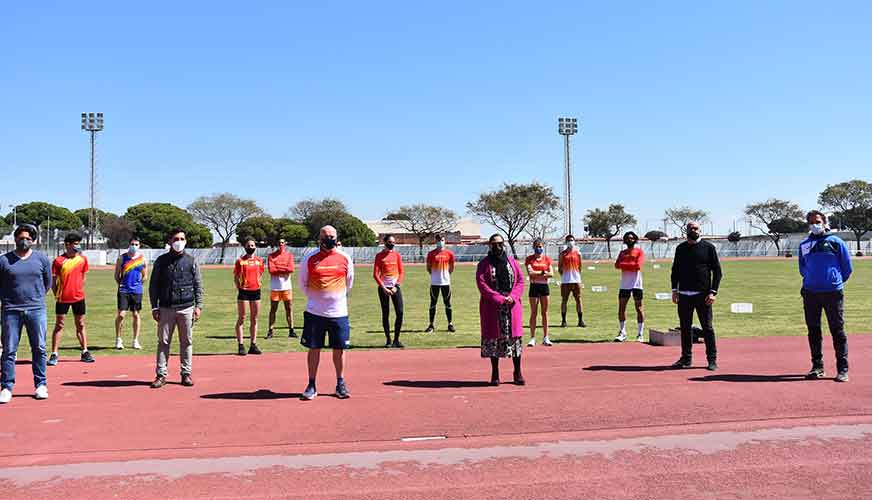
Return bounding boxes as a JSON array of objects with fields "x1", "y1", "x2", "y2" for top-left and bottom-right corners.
[{"x1": 2, "y1": 1, "x2": 870, "y2": 237}]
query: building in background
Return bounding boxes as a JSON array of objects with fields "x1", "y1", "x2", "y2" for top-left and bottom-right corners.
[{"x1": 365, "y1": 218, "x2": 482, "y2": 245}]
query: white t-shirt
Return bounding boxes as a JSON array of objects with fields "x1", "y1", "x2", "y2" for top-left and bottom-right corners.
[
  {"x1": 619, "y1": 270, "x2": 643, "y2": 290},
  {"x1": 270, "y1": 274, "x2": 292, "y2": 292}
]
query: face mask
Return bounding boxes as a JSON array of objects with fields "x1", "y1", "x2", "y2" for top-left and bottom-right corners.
[
  {"x1": 278, "y1": 243, "x2": 286, "y2": 252},
  {"x1": 128, "y1": 245, "x2": 139, "y2": 254},
  {"x1": 566, "y1": 241, "x2": 575, "y2": 250},
  {"x1": 490, "y1": 243, "x2": 504, "y2": 254},
  {"x1": 16, "y1": 239, "x2": 31, "y2": 252},
  {"x1": 809, "y1": 223, "x2": 825, "y2": 235},
  {"x1": 687, "y1": 231, "x2": 700, "y2": 241},
  {"x1": 321, "y1": 237, "x2": 337, "y2": 250},
  {"x1": 72, "y1": 244, "x2": 82, "y2": 253},
  {"x1": 172, "y1": 240, "x2": 186, "y2": 253},
  {"x1": 245, "y1": 247, "x2": 256, "y2": 255},
  {"x1": 626, "y1": 239, "x2": 636, "y2": 248},
  {"x1": 534, "y1": 247, "x2": 544, "y2": 255},
  {"x1": 436, "y1": 241, "x2": 445, "y2": 249},
  {"x1": 385, "y1": 242, "x2": 395, "y2": 250}
]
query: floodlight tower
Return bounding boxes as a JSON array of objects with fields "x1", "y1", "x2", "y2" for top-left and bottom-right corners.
[
  {"x1": 557, "y1": 117, "x2": 578, "y2": 236},
  {"x1": 81, "y1": 112, "x2": 104, "y2": 248}
]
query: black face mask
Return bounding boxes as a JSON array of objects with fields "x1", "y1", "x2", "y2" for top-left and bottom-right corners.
[
  {"x1": 245, "y1": 247, "x2": 256, "y2": 255},
  {"x1": 321, "y1": 237, "x2": 337, "y2": 250},
  {"x1": 687, "y1": 231, "x2": 700, "y2": 241},
  {"x1": 490, "y1": 243, "x2": 504, "y2": 254},
  {"x1": 385, "y1": 243, "x2": 395, "y2": 250},
  {"x1": 625, "y1": 239, "x2": 636, "y2": 248}
]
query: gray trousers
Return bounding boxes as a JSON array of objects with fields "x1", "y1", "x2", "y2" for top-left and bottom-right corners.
[{"x1": 156, "y1": 306, "x2": 194, "y2": 377}]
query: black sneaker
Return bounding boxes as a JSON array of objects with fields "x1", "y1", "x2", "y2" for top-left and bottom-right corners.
[
  {"x1": 248, "y1": 343, "x2": 262, "y2": 355},
  {"x1": 835, "y1": 371, "x2": 849, "y2": 383},
  {"x1": 706, "y1": 360, "x2": 718, "y2": 371},
  {"x1": 266, "y1": 328, "x2": 274, "y2": 339},
  {"x1": 424, "y1": 325, "x2": 434, "y2": 333},
  {"x1": 806, "y1": 366, "x2": 826, "y2": 380},
  {"x1": 578, "y1": 320, "x2": 587, "y2": 328},
  {"x1": 559, "y1": 321, "x2": 567, "y2": 328},
  {"x1": 181, "y1": 374, "x2": 194, "y2": 387},
  {"x1": 288, "y1": 328, "x2": 297, "y2": 338},
  {"x1": 335, "y1": 381, "x2": 350, "y2": 399},
  {"x1": 384, "y1": 338, "x2": 392, "y2": 348},
  {"x1": 80, "y1": 351, "x2": 95, "y2": 363},
  {"x1": 671, "y1": 358, "x2": 692, "y2": 369},
  {"x1": 47, "y1": 353, "x2": 58, "y2": 366},
  {"x1": 237, "y1": 344, "x2": 247, "y2": 356},
  {"x1": 447, "y1": 323, "x2": 456, "y2": 333},
  {"x1": 150, "y1": 376, "x2": 166, "y2": 389},
  {"x1": 392, "y1": 339, "x2": 405, "y2": 349}
]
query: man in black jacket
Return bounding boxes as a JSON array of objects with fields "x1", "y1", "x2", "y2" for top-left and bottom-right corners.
[
  {"x1": 148, "y1": 228, "x2": 204, "y2": 388},
  {"x1": 670, "y1": 221, "x2": 722, "y2": 371}
]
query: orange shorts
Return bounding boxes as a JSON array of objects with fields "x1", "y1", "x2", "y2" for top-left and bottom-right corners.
[{"x1": 270, "y1": 290, "x2": 293, "y2": 302}]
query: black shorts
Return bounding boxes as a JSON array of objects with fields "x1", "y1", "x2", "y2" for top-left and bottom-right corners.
[
  {"x1": 56, "y1": 300, "x2": 86, "y2": 316},
  {"x1": 117, "y1": 292, "x2": 143, "y2": 311},
  {"x1": 237, "y1": 289, "x2": 262, "y2": 301},
  {"x1": 618, "y1": 288, "x2": 644, "y2": 300},
  {"x1": 529, "y1": 283, "x2": 550, "y2": 298}
]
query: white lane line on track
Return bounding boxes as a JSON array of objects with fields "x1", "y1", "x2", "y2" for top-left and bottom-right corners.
[{"x1": 401, "y1": 436, "x2": 447, "y2": 442}]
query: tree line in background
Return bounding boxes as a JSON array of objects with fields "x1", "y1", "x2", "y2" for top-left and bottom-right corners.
[{"x1": 3, "y1": 179, "x2": 870, "y2": 257}]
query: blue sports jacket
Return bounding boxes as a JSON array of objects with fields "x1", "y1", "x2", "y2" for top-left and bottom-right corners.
[{"x1": 798, "y1": 233, "x2": 853, "y2": 293}]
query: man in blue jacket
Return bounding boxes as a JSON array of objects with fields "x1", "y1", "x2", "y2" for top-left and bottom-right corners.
[{"x1": 798, "y1": 210, "x2": 853, "y2": 382}]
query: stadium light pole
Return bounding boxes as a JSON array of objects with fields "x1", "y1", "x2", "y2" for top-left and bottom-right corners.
[
  {"x1": 8, "y1": 204, "x2": 16, "y2": 227},
  {"x1": 81, "y1": 112, "x2": 104, "y2": 249},
  {"x1": 558, "y1": 117, "x2": 578, "y2": 237}
]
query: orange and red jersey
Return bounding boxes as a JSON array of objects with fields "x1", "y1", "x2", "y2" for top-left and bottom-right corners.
[
  {"x1": 426, "y1": 248, "x2": 455, "y2": 285},
  {"x1": 559, "y1": 249, "x2": 582, "y2": 284},
  {"x1": 373, "y1": 250, "x2": 404, "y2": 288},
  {"x1": 524, "y1": 254, "x2": 553, "y2": 284},
  {"x1": 234, "y1": 255, "x2": 265, "y2": 291},
  {"x1": 615, "y1": 247, "x2": 645, "y2": 272},
  {"x1": 268, "y1": 249, "x2": 295, "y2": 291},
  {"x1": 52, "y1": 254, "x2": 89, "y2": 303},
  {"x1": 299, "y1": 249, "x2": 354, "y2": 318}
]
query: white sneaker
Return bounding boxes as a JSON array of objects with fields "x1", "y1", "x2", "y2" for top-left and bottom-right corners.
[
  {"x1": 542, "y1": 337, "x2": 553, "y2": 346},
  {"x1": 34, "y1": 385, "x2": 48, "y2": 400},
  {"x1": 527, "y1": 338, "x2": 536, "y2": 347},
  {"x1": 0, "y1": 388, "x2": 11, "y2": 404},
  {"x1": 636, "y1": 334, "x2": 645, "y2": 343},
  {"x1": 615, "y1": 332, "x2": 627, "y2": 342},
  {"x1": 133, "y1": 339, "x2": 142, "y2": 350},
  {"x1": 115, "y1": 338, "x2": 124, "y2": 350}
]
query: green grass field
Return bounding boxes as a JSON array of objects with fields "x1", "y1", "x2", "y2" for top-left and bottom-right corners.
[{"x1": 24, "y1": 258, "x2": 871, "y2": 358}]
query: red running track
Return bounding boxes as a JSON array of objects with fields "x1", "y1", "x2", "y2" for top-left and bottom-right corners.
[{"x1": 1, "y1": 334, "x2": 871, "y2": 499}]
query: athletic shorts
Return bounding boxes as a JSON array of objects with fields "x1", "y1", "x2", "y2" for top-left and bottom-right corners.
[
  {"x1": 528, "y1": 283, "x2": 550, "y2": 297},
  {"x1": 117, "y1": 292, "x2": 143, "y2": 311},
  {"x1": 560, "y1": 283, "x2": 581, "y2": 298},
  {"x1": 56, "y1": 300, "x2": 86, "y2": 316},
  {"x1": 237, "y1": 289, "x2": 262, "y2": 301},
  {"x1": 618, "y1": 288, "x2": 644, "y2": 300},
  {"x1": 270, "y1": 290, "x2": 293, "y2": 302},
  {"x1": 301, "y1": 311, "x2": 351, "y2": 350}
]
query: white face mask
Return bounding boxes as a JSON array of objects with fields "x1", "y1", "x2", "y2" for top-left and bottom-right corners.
[
  {"x1": 128, "y1": 245, "x2": 139, "y2": 254},
  {"x1": 809, "y1": 223, "x2": 825, "y2": 235},
  {"x1": 171, "y1": 240, "x2": 186, "y2": 253},
  {"x1": 566, "y1": 241, "x2": 575, "y2": 250},
  {"x1": 436, "y1": 241, "x2": 444, "y2": 249}
]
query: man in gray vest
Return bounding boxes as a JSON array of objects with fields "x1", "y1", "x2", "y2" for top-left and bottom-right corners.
[{"x1": 148, "y1": 227, "x2": 204, "y2": 388}]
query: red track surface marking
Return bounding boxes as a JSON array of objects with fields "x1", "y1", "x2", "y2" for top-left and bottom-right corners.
[{"x1": 2, "y1": 335, "x2": 871, "y2": 499}]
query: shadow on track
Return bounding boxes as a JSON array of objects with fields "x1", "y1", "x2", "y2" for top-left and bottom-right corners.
[
  {"x1": 584, "y1": 365, "x2": 690, "y2": 372},
  {"x1": 688, "y1": 373, "x2": 809, "y2": 383},
  {"x1": 62, "y1": 380, "x2": 153, "y2": 388},
  {"x1": 384, "y1": 380, "x2": 492, "y2": 388},
  {"x1": 201, "y1": 389, "x2": 302, "y2": 400}
]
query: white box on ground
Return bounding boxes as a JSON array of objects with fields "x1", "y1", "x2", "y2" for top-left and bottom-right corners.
[
  {"x1": 730, "y1": 303, "x2": 753, "y2": 313},
  {"x1": 591, "y1": 286, "x2": 607, "y2": 292},
  {"x1": 654, "y1": 292, "x2": 671, "y2": 300},
  {"x1": 649, "y1": 328, "x2": 682, "y2": 346},
  {"x1": 652, "y1": 264, "x2": 661, "y2": 269},
  {"x1": 587, "y1": 266, "x2": 596, "y2": 270}
]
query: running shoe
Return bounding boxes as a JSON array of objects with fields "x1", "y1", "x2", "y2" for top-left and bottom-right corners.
[
  {"x1": 248, "y1": 343, "x2": 262, "y2": 355},
  {"x1": 835, "y1": 371, "x2": 849, "y2": 383},
  {"x1": 301, "y1": 384, "x2": 317, "y2": 400},
  {"x1": 527, "y1": 338, "x2": 536, "y2": 347},
  {"x1": 237, "y1": 344, "x2": 247, "y2": 356},
  {"x1": 542, "y1": 337, "x2": 553, "y2": 346},
  {"x1": 614, "y1": 332, "x2": 627, "y2": 342},
  {"x1": 335, "y1": 381, "x2": 350, "y2": 399},
  {"x1": 424, "y1": 325, "x2": 434, "y2": 333},
  {"x1": 115, "y1": 338, "x2": 124, "y2": 350},
  {"x1": 133, "y1": 339, "x2": 142, "y2": 350},
  {"x1": 447, "y1": 324, "x2": 456, "y2": 333},
  {"x1": 805, "y1": 366, "x2": 825, "y2": 380},
  {"x1": 35, "y1": 385, "x2": 48, "y2": 400},
  {"x1": 47, "y1": 353, "x2": 58, "y2": 366},
  {"x1": 0, "y1": 389, "x2": 11, "y2": 404},
  {"x1": 80, "y1": 351, "x2": 95, "y2": 363}
]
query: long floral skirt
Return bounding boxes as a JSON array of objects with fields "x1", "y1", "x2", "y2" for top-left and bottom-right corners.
[{"x1": 481, "y1": 303, "x2": 523, "y2": 358}]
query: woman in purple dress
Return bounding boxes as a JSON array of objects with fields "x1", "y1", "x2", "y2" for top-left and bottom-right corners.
[{"x1": 476, "y1": 233, "x2": 525, "y2": 386}]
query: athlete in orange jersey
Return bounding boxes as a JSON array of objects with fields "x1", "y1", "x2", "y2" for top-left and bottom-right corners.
[
  {"x1": 558, "y1": 234, "x2": 586, "y2": 328},
  {"x1": 614, "y1": 231, "x2": 646, "y2": 342},
  {"x1": 234, "y1": 238, "x2": 265, "y2": 355},
  {"x1": 373, "y1": 234, "x2": 405, "y2": 348},
  {"x1": 48, "y1": 232, "x2": 92, "y2": 365}
]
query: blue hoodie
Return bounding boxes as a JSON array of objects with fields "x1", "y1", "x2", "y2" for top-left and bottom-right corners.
[{"x1": 798, "y1": 233, "x2": 853, "y2": 293}]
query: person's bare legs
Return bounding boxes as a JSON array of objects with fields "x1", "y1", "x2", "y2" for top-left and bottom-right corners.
[
  {"x1": 50, "y1": 314, "x2": 65, "y2": 354},
  {"x1": 307, "y1": 348, "x2": 321, "y2": 379},
  {"x1": 248, "y1": 300, "x2": 260, "y2": 344},
  {"x1": 115, "y1": 310, "x2": 126, "y2": 343},
  {"x1": 332, "y1": 348, "x2": 345, "y2": 379},
  {"x1": 131, "y1": 310, "x2": 141, "y2": 344},
  {"x1": 528, "y1": 296, "x2": 540, "y2": 341},
  {"x1": 284, "y1": 300, "x2": 293, "y2": 330},
  {"x1": 235, "y1": 301, "x2": 247, "y2": 345},
  {"x1": 540, "y1": 295, "x2": 550, "y2": 340},
  {"x1": 74, "y1": 314, "x2": 88, "y2": 351},
  {"x1": 268, "y1": 301, "x2": 279, "y2": 332}
]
